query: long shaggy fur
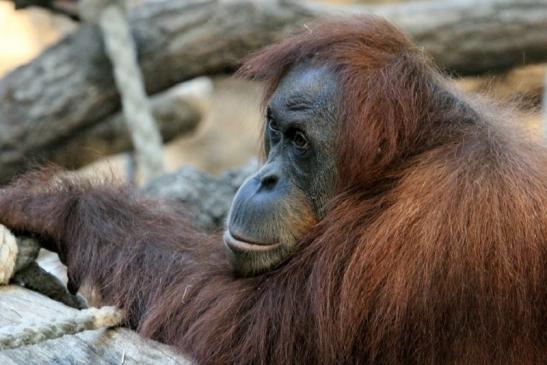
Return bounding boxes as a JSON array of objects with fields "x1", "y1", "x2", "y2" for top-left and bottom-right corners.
[{"x1": 0, "y1": 17, "x2": 546, "y2": 364}]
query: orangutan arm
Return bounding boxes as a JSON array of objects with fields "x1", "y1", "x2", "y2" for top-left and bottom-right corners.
[
  {"x1": 0, "y1": 170, "x2": 230, "y2": 327},
  {"x1": 0, "y1": 171, "x2": 289, "y2": 365}
]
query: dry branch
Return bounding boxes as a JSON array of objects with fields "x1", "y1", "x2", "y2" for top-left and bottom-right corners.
[
  {"x1": 49, "y1": 77, "x2": 212, "y2": 170},
  {"x1": 0, "y1": 77, "x2": 211, "y2": 183},
  {"x1": 0, "y1": 0, "x2": 546, "y2": 183}
]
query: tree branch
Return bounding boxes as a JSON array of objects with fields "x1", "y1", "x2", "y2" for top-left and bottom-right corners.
[
  {"x1": 0, "y1": 0, "x2": 546, "y2": 184},
  {"x1": 5, "y1": 0, "x2": 80, "y2": 20}
]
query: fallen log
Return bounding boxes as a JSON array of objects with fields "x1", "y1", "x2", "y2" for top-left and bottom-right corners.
[
  {"x1": 48, "y1": 77, "x2": 212, "y2": 170},
  {"x1": 0, "y1": 286, "x2": 191, "y2": 364},
  {"x1": 0, "y1": 76, "x2": 211, "y2": 183}
]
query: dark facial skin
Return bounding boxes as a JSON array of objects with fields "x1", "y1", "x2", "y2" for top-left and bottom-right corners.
[{"x1": 224, "y1": 64, "x2": 340, "y2": 276}]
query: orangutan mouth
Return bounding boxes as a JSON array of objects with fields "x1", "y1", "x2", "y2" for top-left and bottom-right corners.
[{"x1": 223, "y1": 230, "x2": 282, "y2": 253}]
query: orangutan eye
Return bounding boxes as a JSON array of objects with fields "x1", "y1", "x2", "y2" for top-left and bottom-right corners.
[{"x1": 292, "y1": 131, "x2": 309, "y2": 150}]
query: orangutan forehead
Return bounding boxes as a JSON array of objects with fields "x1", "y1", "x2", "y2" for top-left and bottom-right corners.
[{"x1": 268, "y1": 64, "x2": 339, "y2": 112}]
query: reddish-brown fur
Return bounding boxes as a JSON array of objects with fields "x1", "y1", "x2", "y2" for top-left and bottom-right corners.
[{"x1": 0, "y1": 17, "x2": 546, "y2": 364}]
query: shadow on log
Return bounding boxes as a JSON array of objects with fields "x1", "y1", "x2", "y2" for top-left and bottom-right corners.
[{"x1": 143, "y1": 159, "x2": 258, "y2": 231}]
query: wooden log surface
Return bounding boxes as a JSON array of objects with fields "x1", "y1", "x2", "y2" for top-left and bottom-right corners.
[
  {"x1": 0, "y1": 286, "x2": 192, "y2": 364},
  {"x1": 0, "y1": 0, "x2": 546, "y2": 184}
]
